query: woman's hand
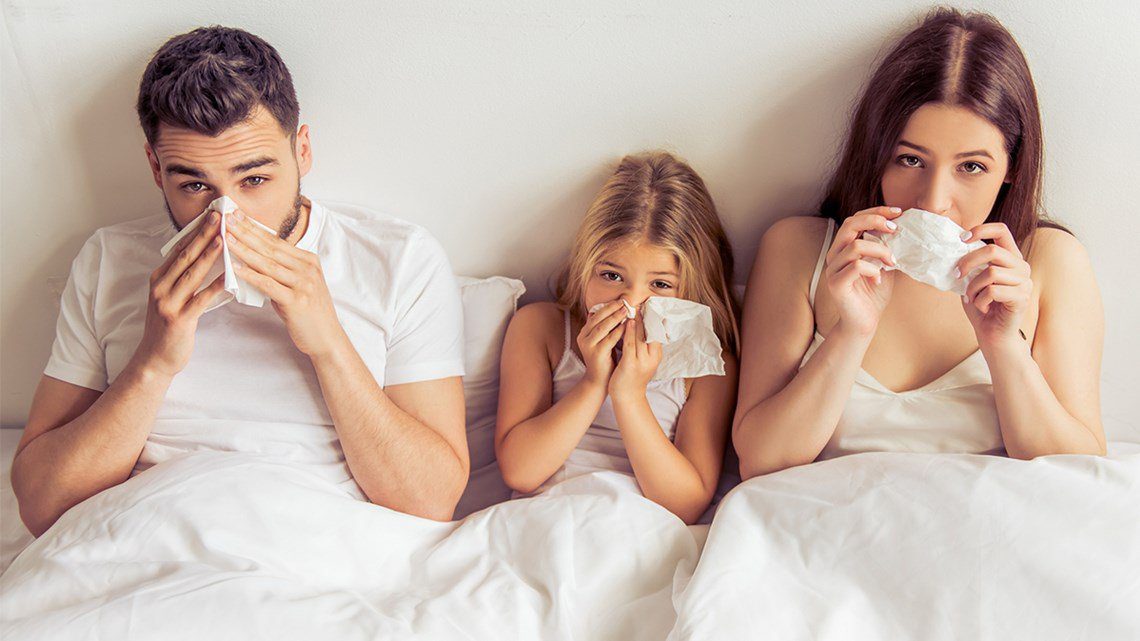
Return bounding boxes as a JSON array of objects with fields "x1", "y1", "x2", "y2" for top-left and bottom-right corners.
[
  {"x1": 824, "y1": 206, "x2": 901, "y2": 335},
  {"x1": 958, "y1": 222, "x2": 1033, "y2": 351},
  {"x1": 609, "y1": 317, "x2": 663, "y2": 399},
  {"x1": 577, "y1": 300, "x2": 628, "y2": 388}
]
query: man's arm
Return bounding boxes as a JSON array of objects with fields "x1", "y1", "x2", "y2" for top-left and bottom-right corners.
[
  {"x1": 13, "y1": 215, "x2": 226, "y2": 536},
  {"x1": 311, "y1": 340, "x2": 468, "y2": 520}
]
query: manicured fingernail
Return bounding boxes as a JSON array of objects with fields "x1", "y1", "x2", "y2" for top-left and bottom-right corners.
[
  {"x1": 886, "y1": 220, "x2": 898, "y2": 230},
  {"x1": 889, "y1": 207, "x2": 901, "y2": 214},
  {"x1": 954, "y1": 268, "x2": 961, "y2": 279},
  {"x1": 960, "y1": 231, "x2": 972, "y2": 241},
  {"x1": 962, "y1": 294, "x2": 969, "y2": 303}
]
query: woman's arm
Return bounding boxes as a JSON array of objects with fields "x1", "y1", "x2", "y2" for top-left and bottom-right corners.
[
  {"x1": 494, "y1": 303, "x2": 625, "y2": 493},
  {"x1": 960, "y1": 226, "x2": 1105, "y2": 457},
  {"x1": 733, "y1": 212, "x2": 900, "y2": 478}
]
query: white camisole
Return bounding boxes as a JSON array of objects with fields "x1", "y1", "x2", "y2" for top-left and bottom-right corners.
[
  {"x1": 802, "y1": 219, "x2": 1005, "y2": 459},
  {"x1": 523, "y1": 309, "x2": 689, "y2": 495}
]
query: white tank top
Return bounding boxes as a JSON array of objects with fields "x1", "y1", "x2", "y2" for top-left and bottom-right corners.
[
  {"x1": 523, "y1": 309, "x2": 689, "y2": 495},
  {"x1": 802, "y1": 219, "x2": 1005, "y2": 459}
]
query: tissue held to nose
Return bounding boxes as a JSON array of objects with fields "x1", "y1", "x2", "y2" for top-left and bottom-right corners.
[
  {"x1": 864, "y1": 208, "x2": 985, "y2": 295},
  {"x1": 584, "y1": 297, "x2": 724, "y2": 380},
  {"x1": 159, "y1": 196, "x2": 278, "y2": 312}
]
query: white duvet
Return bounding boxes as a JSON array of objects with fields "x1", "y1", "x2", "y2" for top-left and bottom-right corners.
[
  {"x1": 2, "y1": 447, "x2": 1138, "y2": 640},
  {"x1": 669, "y1": 448, "x2": 1140, "y2": 641},
  {"x1": 0, "y1": 452, "x2": 703, "y2": 640}
]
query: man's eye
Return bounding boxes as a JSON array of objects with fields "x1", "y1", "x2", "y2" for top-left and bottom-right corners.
[
  {"x1": 960, "y1": 161, "x2": 987, "y2": 175},
  {"x1": 244, "y1": 176, "x2": 267, "y2": 187},
  {"x1": 182, "y1": 182, "x2": 207, "y2": 193},
  {"x1": 897, "y1": 154, "x2": 923, "y2": 168},
  {"x1": 600, "y1": 271, "x2": 622, "y2": 282}
]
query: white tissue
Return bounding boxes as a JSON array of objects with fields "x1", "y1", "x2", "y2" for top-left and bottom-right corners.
[
  {"x1": 588, "y1": 300, "x2": 638, "y2": 319},
  {"x1": 159, "y1": 196, "x2": 277, "y2": 311},
  {"x1": 864, "y1": 208, "x2": 985, "y2": 295},
  {"x1": 641, "y1": 297, "x2": 725, "y2": 381}
]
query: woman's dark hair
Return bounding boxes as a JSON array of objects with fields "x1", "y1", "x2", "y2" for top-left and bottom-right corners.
[
  {"x1": 820, "y1": 7, "x2": 1063, "y2": 244},
  {"x1": 137, "y1": 26, "x2": 299, "y2": 144}
]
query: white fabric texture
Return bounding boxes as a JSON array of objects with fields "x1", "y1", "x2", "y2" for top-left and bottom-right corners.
[
  {"x1": 0, "y1": 451, "x2": 706, "y2": 641},
  {"x1": 454, "y1": 275, "x2": 527, "y2": 518},
  {"x1": 159, "y1": 195, "x2": 277, "y2": 309},
  {"x1": 42, "y1": 199, "x2": 465, "y2": 492},
  {"x1": 518, "y1": 309, "x2": 688, "y2": 496},
  {"x1": 668, "y1": 450, "x2": 1140, "y2": 641},
  {"x1": 804, "y1": 218, "x2": 1005, "y2": 458}
]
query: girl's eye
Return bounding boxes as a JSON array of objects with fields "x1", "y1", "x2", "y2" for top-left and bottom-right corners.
[
  {"x1": 182, "y1": 182, "x2": 208, "y2": 193},
  {"x1": 244, "y1": 176, "x2": 267, "y2": 187},
  {"x1": 651, "y1": 280, "x2": 673, "y2": 290},
  {"x1": 897, "y1": 154, "x2": 923, "y2": 168},
  {"x1": 600, "y1": 271, "x2": 622, "y2": 283},
  {"x1": 960, "y1": 161, "x2": 987, "y2": 175}
]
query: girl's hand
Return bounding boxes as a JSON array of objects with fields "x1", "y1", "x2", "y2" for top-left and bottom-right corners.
[
  {"x1": 608, "y1": 317, "x2": 663, "y2": 399},
  {"x1": 958, "y1": 223, "x2": 1033, "y2": 351},
  {"x1": 824, "y1": 206, "x2": 902, "y2": 335},
  {"x1": 577, "y1": 300, "x2": 628, "y2": 387}
]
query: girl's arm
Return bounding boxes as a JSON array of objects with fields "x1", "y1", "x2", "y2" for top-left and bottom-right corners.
[
  {"x1": 959, "y1": 226, "x2": 1105, "y2": 457},
  {"x1": 609, "y1": 319, "x2": 738, "y2": 523},
  {"x1": 494, "y1": 302, "x2": 626, "y2": 493}
]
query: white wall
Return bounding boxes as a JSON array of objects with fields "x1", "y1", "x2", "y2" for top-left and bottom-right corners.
[{"x1": 3, "y1": 0, "x2": 1138, "y2": 438}]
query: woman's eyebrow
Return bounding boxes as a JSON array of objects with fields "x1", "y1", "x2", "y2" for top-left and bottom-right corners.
[{"x1": 899, "y1": 140, "x2": 994, "y2": 160}]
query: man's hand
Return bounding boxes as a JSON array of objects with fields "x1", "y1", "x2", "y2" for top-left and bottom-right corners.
[
  {"x1": 136, "y1": 211, "x2": 226, "y2": 378},
  {"x1": 224, "y1": 210, "x2": 349, "y2": 359}
]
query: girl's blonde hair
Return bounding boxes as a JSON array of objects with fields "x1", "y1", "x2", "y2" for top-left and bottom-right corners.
[{"x1": 555, "y1": 151, "x2": 739, "y2": 356}]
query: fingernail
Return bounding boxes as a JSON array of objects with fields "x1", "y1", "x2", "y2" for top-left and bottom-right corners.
[
  {"x1": 954, "y1": 268, "x2": 961, "y2": 279},
  {"x1": 209, "y1": 212, "x2": 219, "y2": 223},
  {"x1": 960, "y1": 231, "x2": 972, "y2": 241},
  {"x1": 886, "y1": 220, "x2": 898, "y2": 230},
  {"x1": 889, "y1": 207, "x2": 902, "y2": 214},
  {"x1": 213, "y1": 236, "x2": 222, "y2": 247},
  {"x1": 962, "y1": 294, "x2": 969, "y2": 303}
]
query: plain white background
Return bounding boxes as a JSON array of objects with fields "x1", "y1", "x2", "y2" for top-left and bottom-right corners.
[{"x1": 2, "y1": 1, "x2": 1137, "y2": 439}]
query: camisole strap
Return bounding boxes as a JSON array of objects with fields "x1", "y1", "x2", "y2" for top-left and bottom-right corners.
[
  {"x1": 563, "y1": 308, "x2": 573, "y2": 358},
  {"x1": 808, "y1": 218, "x2": 836, "y2": 309}
]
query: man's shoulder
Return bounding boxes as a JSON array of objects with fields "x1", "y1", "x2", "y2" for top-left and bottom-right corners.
[
  {"x1": 83, "y1": 214, "x2": 172, "y2": 249},
  {"x1": 318, "y1": 201, "x2": 448, "y2": 264}
]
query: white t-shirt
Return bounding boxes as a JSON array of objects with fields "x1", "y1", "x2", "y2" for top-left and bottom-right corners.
[{"x1": 44, "y1": 199, "x2": 465, "y2": 496}]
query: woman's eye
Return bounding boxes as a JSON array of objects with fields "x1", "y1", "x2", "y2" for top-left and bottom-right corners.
[
  {"x1": 600, "y1": 271, "x2": 622, "y2": 283},
  {"x1": 960, "y1": 161, "x2": 987, "y2": 175},
  {"x1": 897, "y1": 154, "x2": 923, "y2": 168},
  {"x1": 244, "y1": 176, "x2": 267, "y2": 187}
]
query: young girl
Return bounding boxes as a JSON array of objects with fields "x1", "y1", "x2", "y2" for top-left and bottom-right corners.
[
  {"x1": 733, "y1": 8, "x2": 1106, "y2": 478},
  {"x1": 494, "y1": 152, "x2": 739, "y2": 524}
]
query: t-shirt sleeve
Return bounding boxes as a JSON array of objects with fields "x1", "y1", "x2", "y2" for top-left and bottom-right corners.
[
  {"x1": 383, "y1": 231, "x2": 465, "y2": 386},
  {"x1": 43, "y1": 235, "x2": 109, "y2": 392}
]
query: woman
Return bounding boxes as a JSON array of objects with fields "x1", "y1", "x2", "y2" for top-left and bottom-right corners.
[{"x1": 733, "y1": 8, "x2": 1105, "y2": 478}]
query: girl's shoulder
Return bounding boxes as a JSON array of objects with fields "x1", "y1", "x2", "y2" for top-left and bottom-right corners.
[{"x1": 508, "y1": 302, "x2": 570, "y2": 366}]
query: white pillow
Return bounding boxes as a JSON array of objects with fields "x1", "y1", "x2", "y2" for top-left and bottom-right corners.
[{"x1": 455, "y1": 275, "x2": 526, "y2": 517}]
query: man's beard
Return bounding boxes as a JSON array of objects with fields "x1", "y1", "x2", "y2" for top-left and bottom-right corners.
[{"x1": 166, "y1": 184, "x2": 304, "y2": 240}]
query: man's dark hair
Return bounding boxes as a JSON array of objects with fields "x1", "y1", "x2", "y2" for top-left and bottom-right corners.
[{"x1": 136, "y1": 26, "x2": 299, "y2": 144}]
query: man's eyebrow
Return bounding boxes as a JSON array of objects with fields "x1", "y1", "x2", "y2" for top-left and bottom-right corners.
[
  {"x1": 164, "y1": 163, "x2": 206, "y2": 178},
  {"x1": 231, "y1": 157, "x2": 279, "y2": 173}
]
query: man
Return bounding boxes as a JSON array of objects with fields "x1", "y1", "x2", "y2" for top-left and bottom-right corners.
[{"x1": 11, "y1": 26, "x2": 469, "y2": 536}]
